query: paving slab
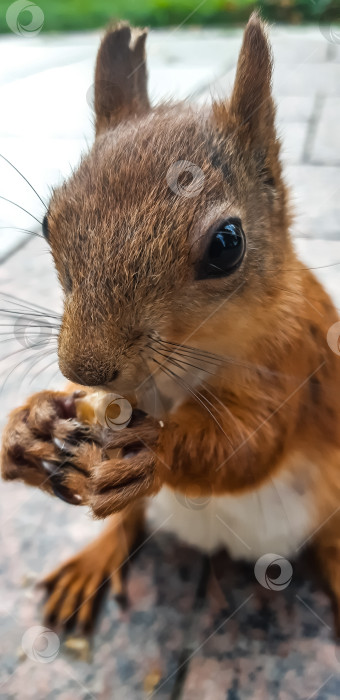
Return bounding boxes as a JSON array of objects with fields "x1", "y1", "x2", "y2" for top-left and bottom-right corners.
[
  {"x1": 276, "y1": 95, "x2": 315, "y2": 123},
  {"x1": 279, "y1": 122, "x2": 307, "y2": 164},
  {"x1": 311, "y1": 97, "x2": 340, "y2": 164},
  {"x1": 181, "y1": 553, "x2": 340, "y2": 700},
  {"x1": 273, "y1": 62, "x2": 340, "y2": 97},
  {"x1": 0, "y1": 489, "x2": 204, "y2": 699},
  {"x1": 286, "y1": 165, "x2": 340, "y2": 240}
]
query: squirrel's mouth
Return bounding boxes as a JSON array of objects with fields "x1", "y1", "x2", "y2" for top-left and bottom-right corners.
[
  {"x1": 136, "y1": 361, "x2": 209, "y2": 419},
  {"x1": 100, "y1": 333, "x2": 216, "y2": 419}
]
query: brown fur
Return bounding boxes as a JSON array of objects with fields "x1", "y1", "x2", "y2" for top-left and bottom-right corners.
[{"x1": 1, "y1": 13, "x2": 340, "y2": 631}]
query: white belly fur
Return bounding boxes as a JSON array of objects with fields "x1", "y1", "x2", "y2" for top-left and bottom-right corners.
[{"x1": 149, "y1": 466, "x2": 316, "y2": 560}]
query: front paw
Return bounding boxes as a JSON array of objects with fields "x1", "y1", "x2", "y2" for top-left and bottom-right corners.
[
  {"x1": 1, "y1": 390, "x2": 102, "y2": 505},
  {"x1": 89, "y1": 414, "x2": 162, "y2": 518}
]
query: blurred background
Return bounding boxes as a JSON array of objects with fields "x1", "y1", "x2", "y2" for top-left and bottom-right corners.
[
  {"x1": 0, "y1": 0, "x2": 339, "y2": 31},
  {"x1": 0, "y1": 1, "x2": 339, "y2": 699}
]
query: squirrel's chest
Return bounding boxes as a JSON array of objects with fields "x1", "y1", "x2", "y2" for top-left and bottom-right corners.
[{"x1": 150, "y1": 472, "x2": 316, "y2": 560}]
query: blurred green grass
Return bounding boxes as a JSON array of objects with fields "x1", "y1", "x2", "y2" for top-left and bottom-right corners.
[{"x1": 0, "y1": 0, "x2": 337, "y2": 33}]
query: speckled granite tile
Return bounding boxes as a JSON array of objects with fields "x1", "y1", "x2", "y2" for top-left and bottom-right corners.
[
  {"x1": 181, "y1": 551, "x2": 340, "y2": 700},
  {"x1": 0, "y1": 483, "x2": 204, "y2": 700}
]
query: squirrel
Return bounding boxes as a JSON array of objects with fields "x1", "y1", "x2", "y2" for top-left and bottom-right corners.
[{"x1": 1, "y1": 12, "x2": 340, "y2": 633}]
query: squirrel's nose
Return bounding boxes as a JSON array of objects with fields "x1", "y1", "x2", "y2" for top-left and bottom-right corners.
[{"x1": 60, "y1": 363, "x2": 119, "y2": 387}]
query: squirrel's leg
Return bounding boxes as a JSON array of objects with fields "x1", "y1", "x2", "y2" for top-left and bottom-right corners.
[
  {"x1": 41, "y1": 500, "x2": 145, "y2": 630},
  {"x1": 314, "y1": 521, "x2": 340, "y2": 637}
]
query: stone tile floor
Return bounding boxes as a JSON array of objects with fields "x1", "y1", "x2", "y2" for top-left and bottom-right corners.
[{"x1": 0, "y1": 23, "x2": 340, "y2": 700}]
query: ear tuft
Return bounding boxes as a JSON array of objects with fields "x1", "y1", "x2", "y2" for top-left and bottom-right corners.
[
  {"x1": 232, "y1": 13, "x2": 272, "y2": 117},
  {"x1": 94, "y1": 22, "x2": 150, "y2": 135},
  {"x1": 214, "y1": 12, "x2": 275, "y2": 146}
]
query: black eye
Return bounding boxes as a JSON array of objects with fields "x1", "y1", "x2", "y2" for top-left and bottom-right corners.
[
  {"x1": 42, "y1": 214, "x2": 49, "y2": 241},
  {"x1": 196, "y1": 218, "x2": 245, "y2": 280}
]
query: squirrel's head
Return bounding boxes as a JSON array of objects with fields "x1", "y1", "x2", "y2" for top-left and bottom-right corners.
[{"x1": 45, "y1": 14, "x2": 293, "y2": 402}]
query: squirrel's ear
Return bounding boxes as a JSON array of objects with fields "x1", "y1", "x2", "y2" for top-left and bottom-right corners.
[
  {"x1": 94, "y1": 22, "x2": 150, "y2": 136},
  {"x1": 215, "y1": 12, "x2": 275, "y2": 145}
]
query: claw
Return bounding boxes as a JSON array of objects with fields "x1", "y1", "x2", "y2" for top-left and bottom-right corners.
[
  {"x1": 41, "y1": 459, "x2": 85, "y2": 505},
  {"x1": 50, "y1": 473, "x2": 83, "y2": 506},
  {"x1": 41, "y1": 459, "x2": 59, "y2": 475},
  {"x1": 53, "y1": 436, "x2": 76, "y2": 455}
]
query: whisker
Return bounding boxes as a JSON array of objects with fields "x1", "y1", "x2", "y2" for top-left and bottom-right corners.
[
  {"x1": 154, "y1": 349, "x2": 236, "y2": 448},
  {"x1": 150, "y1": 335, "x2": 224, "y2": 365},
  {"x1": 139, "y1": 352, "x2": 164, "y2": 417},
  {"x1": 151, "y1": 356, "x2": 233, "y2": 447},
  {"x1": 0, "y1": 346, "x2": 57, "y2": 394},
  {"x1": 46, "y1": 367, "x2": 63, "y2": 388},
  {"x1": 152, "y1": 335, "x2": 267, "y2": 375},
  {"x1": 152, "y1": 335, "x2": 327, "y2": 384},
  {"x1": 146, "y1": 343, "x2": 217, "y2": 376},
  {"x1": 13, "y1": 348, "x2": 57, "y2": 390},
  {"x1": 153, "y1": 336, "x2": 270, "y2": 378},
  {"x1": 28, "y1": 355, "x2": 59, "y2": 386},
  {"x1": 0, "y1": 338, "x2": 56, "y2": 364},
  {"x1": 0, "y1": 226, "x2": 43, "y2": 239},
  {"x1": 0, "y1": 307, "x2": 60, "y2": 320},
  {"x1": 0, "y1": 310, "x2": 61, "y2": 326},
  {"x1": 0, "y1": 152, "x2": 47, "y2": 211},
  {"x1": 269, "y1": 262, "x2": 340, "y2": 273},
  {"x1": 200, "y1": 379, "x2": 244, "y2": 440},
  {"x1": 0, "y1": 335, "x2": 57, "y2": 345},
  {"x1": 0, "y1": 329, "x2": 57, "y2": 336},
  {"x1": 0, "y1": 292, "x2": 62, "y2": 319},
  {"x1": 0, "y1": 195, "x2": 42, "y2": 225},
  {"x1": 0, "y1": 322, "x2": 59, "y2": 333}
]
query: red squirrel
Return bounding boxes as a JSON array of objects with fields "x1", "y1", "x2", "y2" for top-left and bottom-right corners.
[{"x1": 2, "y1": 13, "x2": 340, "y2": 632}]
